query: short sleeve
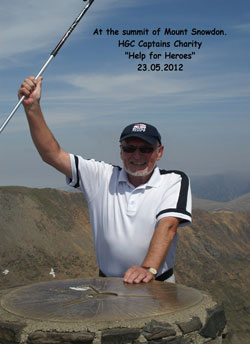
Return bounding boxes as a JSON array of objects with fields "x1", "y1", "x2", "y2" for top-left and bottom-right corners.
[
  {"x1": 156, "y1": 171, "x2": 192, "y2": 227},
  {"x1": 66, "y1": 154, "x2": 113, "y2": 202}
]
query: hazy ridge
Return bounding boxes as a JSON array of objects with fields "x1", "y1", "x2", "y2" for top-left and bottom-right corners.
[
  {"x1": 0, "y1": 186, "x2": 250, "y2": 343},
  {"x1": 193, "y1": 192, "x2": 250, "y2": 212},
  {"x1": 191, "y1": 172, "x2": 250, "y2": 202}
]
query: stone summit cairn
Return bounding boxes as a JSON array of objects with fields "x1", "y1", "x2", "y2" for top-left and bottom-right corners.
[{"x1": 0, "y1": 278, "x2": 227, "y2": 344}]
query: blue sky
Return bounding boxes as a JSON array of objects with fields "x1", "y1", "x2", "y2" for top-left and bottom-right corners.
[{"x1": 0, "y1": 0, "x2": 249, "y2": 188}]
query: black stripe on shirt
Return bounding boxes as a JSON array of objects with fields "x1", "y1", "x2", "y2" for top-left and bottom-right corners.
[
  {"x1": 112, "y1": 165, "x2": 122, "y2": 171},
  {"x1": 157, "y1": 208, "x2": 192, "y2": 219},
  {"x1": 73, "y1": 155, "x2": 80, "y2": 188},
  {"x1": 156, "y1": 170, "x2": 191, "y2": 220}
]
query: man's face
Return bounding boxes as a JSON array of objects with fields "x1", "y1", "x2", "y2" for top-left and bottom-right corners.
[{"x1": 120, "y1": 137, "x2": 164, "y2": 178}]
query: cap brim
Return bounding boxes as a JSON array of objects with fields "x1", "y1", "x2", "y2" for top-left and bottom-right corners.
[{"x1": 120, "y1": 134, "x2": 158, "y2": 144}]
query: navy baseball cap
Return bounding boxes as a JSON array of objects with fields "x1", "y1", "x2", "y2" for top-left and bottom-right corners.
[{"x1": 120, "y1": 123, "x2": 161, "y2": 145}]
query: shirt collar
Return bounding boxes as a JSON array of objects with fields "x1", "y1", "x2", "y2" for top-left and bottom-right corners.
[
  {"x1": 118, "y1": 168, "x2": 129, "y2": 183},
  {"x1": 118, "y1": 166, "x2": 161, "y2": 188}
]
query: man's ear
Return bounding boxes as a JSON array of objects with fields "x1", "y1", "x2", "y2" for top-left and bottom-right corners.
[
  {"x1": 120, "y1": 145, "x2": 124, "y2": 161},
  {"x1": 156, "y1": 145, "x2": 164, "y2": 161}
]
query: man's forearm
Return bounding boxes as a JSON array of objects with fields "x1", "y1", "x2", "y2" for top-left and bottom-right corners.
[
  {"x1": 19, "y1": 76, "x2": 72, "y2": 178},
  {"x1": 123, "y1": 217, "x2": 179, "y2": 284},
  {"x1": 141, "y1": 217, "x2": 179, "y2": 271},
  {"x1": 25, "y1": 103, "x2": 61, "y2": 165}
]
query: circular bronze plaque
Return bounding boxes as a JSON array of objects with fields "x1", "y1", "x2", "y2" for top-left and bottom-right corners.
[{"x1": 1, "y1": 278, "x2": 203, "y2": 322}]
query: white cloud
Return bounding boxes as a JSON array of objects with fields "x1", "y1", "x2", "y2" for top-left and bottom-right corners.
[
  {"x1": 2, "y1": 1, "x2": 93, "y2": 56},
  {"x1": 233, "y1": 22, "x2": 250, "y2": 32},
  {"x1": 50, "y1": 70, "x2": 250, "y2": 105},
  {"x1": 53, "y1": 72, "x2": 194, "y2": 101}
]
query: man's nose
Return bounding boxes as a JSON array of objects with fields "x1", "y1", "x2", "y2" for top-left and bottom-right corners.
[{"x1": 132, "y1": 148, "x2": 143, "y2": 158}]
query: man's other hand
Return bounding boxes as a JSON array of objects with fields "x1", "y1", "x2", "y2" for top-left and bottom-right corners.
[{"x1": 123, "y1": 266, "x2": 155, "y2": 284}]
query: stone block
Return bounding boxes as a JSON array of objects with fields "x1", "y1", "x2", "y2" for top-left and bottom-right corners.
[
  {"x1": 148, "y1": 336, "x2": 192, "y2": 344},
  {"x1": 101, "y1": 327, "x2": 140, "y2": 344},
  {"x1": 0, "y1": 321, "x2": 26, "y2": 344},
  {"x1": 143, "y1": 320, "x2": 176, "y2": 340},
  {"x1": 177, "y1": 316, "x2": 202, "y2": 334},
  {"x1": 205, "y1": 336, "x2": 222, "y2": 343},
  {"x1": 199, "y1": 305, "x2": 226, "y2": 339},
  {"x1": 27, "y1": 330, "x2": 95, "y2": 344}
]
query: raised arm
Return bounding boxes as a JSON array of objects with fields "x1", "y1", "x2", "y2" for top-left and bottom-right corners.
[
  {"x1": 18, "y1": 76, "x2": 72, "y2": 179},
  {"x1": 123, "y1": 216, "x2": 179, "y2": 284}
]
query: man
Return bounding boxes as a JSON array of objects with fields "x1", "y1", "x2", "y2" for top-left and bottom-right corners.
[{"x1": 18, "y1": 76, "x2": 192, "y2": 284}]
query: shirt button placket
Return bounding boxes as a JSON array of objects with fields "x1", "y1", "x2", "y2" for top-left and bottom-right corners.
[{"x1": 127, "y1": 192, "x2": 137, "y2": 214}]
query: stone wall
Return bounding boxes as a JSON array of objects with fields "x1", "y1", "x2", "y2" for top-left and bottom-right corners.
[{"x1": 0, "y1": 304, "x2": 227, "y2": 344}]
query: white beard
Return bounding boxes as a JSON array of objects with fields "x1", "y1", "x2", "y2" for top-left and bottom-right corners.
[{"x1": 124, "y1": 164, "x2": 155, "y2": 177}]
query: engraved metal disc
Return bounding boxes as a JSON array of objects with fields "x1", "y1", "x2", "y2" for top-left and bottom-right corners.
[{"x1": 1, "y1": 278, "x2": 203, "y2": 322}]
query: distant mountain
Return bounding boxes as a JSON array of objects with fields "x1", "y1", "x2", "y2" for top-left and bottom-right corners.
[
  {"x1": 191, "y1": 172, "x2": 250, "y2": 202},
  {"x1": 0, "y1": 186, "x2": 250, "y2": 343},
  {"x1": 193, "y1": 192, "x2": 250, "y2": 213}
]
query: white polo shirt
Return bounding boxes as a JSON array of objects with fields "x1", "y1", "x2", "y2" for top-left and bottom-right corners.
[{"x1": 66, "y1": 154, "x2": 192, "y2": 277}]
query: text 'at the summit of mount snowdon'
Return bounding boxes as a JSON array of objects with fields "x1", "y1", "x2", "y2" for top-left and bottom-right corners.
[{"x1": 93, "y1": 27, "x2": 227, "y2": 72}]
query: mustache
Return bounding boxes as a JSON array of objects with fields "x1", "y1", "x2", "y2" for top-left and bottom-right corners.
[{"x1": 128, "y1": 160, "x2": 147, "y2": 164}]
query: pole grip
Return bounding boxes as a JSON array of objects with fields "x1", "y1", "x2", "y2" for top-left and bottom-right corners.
[{"x1": 51, "y1": 0, "x2": 94, "y2": 57}]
